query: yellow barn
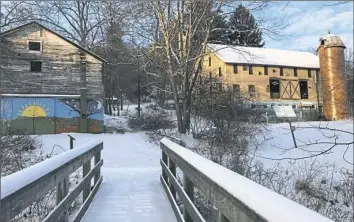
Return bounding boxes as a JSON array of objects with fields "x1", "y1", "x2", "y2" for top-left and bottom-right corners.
[{"x1": 202, "y1": 44, "x2": 321, "y2": 110}]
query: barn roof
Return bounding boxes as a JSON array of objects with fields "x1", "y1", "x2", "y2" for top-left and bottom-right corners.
[
  {"x1": 207, "y1": 44, "x2": 320, "y2": 69},
  {"x1": 1, "y1": 21, "x2": 107, "y2": 63}
]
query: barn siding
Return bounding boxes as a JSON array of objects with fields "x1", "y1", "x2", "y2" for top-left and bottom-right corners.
[{"x1": 1, "y1": 23, "x2": 103, "y2": 99}]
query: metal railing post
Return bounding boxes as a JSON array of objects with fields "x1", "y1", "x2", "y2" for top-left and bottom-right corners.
[{"x1": 68, "y1": 135, "x2": 76, "y2": 150}]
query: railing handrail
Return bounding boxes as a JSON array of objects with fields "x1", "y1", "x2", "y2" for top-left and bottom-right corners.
[
  {"x1": 0, "y1": 140, "x2": 103, "y2": 222},
  {"x1": 160, "y1": 138, "x2": 334, "y2": 222}
]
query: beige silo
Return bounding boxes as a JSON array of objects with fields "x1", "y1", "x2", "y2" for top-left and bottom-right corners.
[{"x1": 317, "y1": 34, "x2": 348, "y2": 120}]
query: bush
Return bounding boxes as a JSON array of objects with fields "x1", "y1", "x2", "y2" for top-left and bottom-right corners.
[{"x1": 128, "y1": 104, "x2": 175, "y2": 131}]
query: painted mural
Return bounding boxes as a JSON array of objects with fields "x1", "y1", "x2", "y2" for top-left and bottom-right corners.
[{"x1": 0, "y1": 97, "x2": 103, "y2": 135}]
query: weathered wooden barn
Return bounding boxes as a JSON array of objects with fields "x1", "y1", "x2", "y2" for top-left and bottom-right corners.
[{"x1": 0, "y1": 22, "x2": 106, "y2": 134}]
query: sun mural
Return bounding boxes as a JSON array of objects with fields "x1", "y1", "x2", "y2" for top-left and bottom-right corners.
[{"x1": 19, "y1": 102, "x2": 50, "y2": 117}]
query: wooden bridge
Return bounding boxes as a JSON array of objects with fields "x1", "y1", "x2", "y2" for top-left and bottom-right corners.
[{"x1": 0, "y1": 137, "x2": 334, "y2": 222}]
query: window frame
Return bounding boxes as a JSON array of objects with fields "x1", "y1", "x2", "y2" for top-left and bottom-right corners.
[
  {"x1": 28, "y1": 41, "x2": 42, "y2": 52},
  {"x1": 30, "y1": 61, "x2": 42, "y2": 72},
  {"x1": 233, "y1": 64, "x2": 238, "y2": 74},
  {"x1": 249, "y1": 65, "x2": 253, "y2": 75},
  {"x1": 308, "y1": 69, "x2": 312, "y2": 78},
  {"x1": 233, "y1": 84, "x2": 240, "y2": 94}
]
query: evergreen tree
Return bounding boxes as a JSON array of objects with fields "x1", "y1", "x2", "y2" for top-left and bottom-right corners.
[
  {"x1": 208, "y1": 13, "x2": 228, "y2": 44},
  {"x1": 227, "y1": 5, "x2": 264, "y2": 47}
]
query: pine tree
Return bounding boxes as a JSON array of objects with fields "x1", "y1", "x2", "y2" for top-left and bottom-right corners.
[
  {"x1": 227, "y1": 5, "x2": 264, "y2": 47},
  {"x1": 208, "y1": 13, "x2": 228, "y2": 44}
]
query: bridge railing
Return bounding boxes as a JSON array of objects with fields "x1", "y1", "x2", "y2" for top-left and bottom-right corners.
[
  {"x1": 160, "y1": 138, "x2": 334, "y2": 222},
  {"x1": 0, "y1": 140, "x2": 103, "y2": 222}
]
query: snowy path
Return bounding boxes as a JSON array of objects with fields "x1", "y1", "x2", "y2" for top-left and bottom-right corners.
[{"x1": 40, "y1": 133, "x2": 177, "y2": 222}]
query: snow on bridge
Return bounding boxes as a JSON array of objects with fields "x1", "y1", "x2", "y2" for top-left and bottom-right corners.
[{"x1": 80, "y1": 133, "x2": 176, "y2": 221}]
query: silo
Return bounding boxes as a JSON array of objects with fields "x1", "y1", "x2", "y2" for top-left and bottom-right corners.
[{"x1": 317, "y1": 34, "x2": 348, "y2": 120}]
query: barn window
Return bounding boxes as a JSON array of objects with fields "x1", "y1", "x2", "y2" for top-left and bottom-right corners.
[
  {"x1": 294, "y1": 68, "x2": 298, "y2": 77},
  {"x1": 249, "y1": 65, "x2": 253, "y2": 75},
  {"x1": 264, "y1": 66, "x2": 268, "y2": 75},
  {"x1": 233, "y1": 84, "x2": 240, "y2": 94},
  {"x1": 243, "y1": 65, "x2": 248, "y2": 71},
  {"x1": 269, "y1": 79, "x2": 280, "y2": 98},
  {"x1": 233, "y1": 64, "x2": 238, "y2": 74},
  {"x1": 308, "y1": 69, "x2": 312, "y2": 78},
  {"x1": 29, "y1": 41, "x2": 41, "y2": 51},
  {"x1": 209, "y1": 57, "x2": 211, "y2": 67},
  {"x1": 280, "y1": 68, "x2": 284, "y2": 76},
  {"x1": 30, "y1": 61, "x2": 42, "y2": 72},
  {"x1": 248, "y1": 85, "x2": 255, "y2": 97}
]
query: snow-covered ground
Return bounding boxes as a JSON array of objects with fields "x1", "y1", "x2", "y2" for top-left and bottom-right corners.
[{"x1": 255, "y1": 120, "x2": 353, "y2": 170}]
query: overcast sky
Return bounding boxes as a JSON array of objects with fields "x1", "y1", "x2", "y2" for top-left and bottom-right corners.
[{"x1": 257, "y1": 1, "x2": 353, "y2": 52}]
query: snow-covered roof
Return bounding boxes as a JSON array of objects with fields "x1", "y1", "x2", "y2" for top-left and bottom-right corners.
[{"x1": 207, "y1": 44, "x2": 320, "y2": 69}]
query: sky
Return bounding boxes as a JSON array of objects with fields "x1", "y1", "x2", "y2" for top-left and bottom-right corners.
[{"x1": 256, "y1": 1, "x2": 353, "y2": 52}]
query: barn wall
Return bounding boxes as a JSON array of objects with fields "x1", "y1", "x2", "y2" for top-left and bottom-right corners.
[
  {"x1": 0, "y1": 23, "x2": 103, "y2": 99},
  {"x1": 203, "y1": 52, "x2": 320, "y2": 104},
  {"x1": 0, "y1": 96, "x2": 103, "y2": 135}
]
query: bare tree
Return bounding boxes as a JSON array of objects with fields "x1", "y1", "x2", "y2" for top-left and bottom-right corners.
[
  {"x1": 35, "y1": 1, "x2": 105, "y2": 48},
  {"x1": 0, "y1": 1, "x2": 36, "y2": 30}
]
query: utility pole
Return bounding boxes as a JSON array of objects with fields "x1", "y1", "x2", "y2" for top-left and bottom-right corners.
[
  {"x1": 80, "y1": 51, "x2": 88, "y2": 133},
  {"x1": 137, "y1": 59, "x2": 141, "y2": 118},
  {"x1": 0, "y1": 0, "x2": 3, "y2": 209}
]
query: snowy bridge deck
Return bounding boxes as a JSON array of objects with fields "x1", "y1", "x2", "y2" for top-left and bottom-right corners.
[{"x1": 1, "y1": 134, "x2": 334, "y2": 222}]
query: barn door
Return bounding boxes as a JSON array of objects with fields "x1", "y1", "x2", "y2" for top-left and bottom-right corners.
[{"x1": 280, "y1": 80, "x2": 301, "y2": 99}]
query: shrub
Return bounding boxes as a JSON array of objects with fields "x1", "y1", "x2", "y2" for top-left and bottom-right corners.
[{"x1": 128, "y1": 104, "x2": 175, "y2": 131}]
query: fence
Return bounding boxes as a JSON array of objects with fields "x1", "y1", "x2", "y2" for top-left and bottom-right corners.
[
  {"x1": 0, "y1": 140, "x2": 103, "y2": 222},
  {"x1": 160, "y1": 138, "x2": 334, "y2": 222}
]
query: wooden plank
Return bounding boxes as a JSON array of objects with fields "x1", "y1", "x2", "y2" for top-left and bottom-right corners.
[
  {"x1": 56, "y1": 176, "x2": 69, "y2": 222},
  {"x1": 94, "y1": 148, "x2": 101, "y2": 184},
  {"x1": 218, "y1": 212, "x2": 231, "y2": 222},
  {"x1": 168, "y1": 159, "x2": 177, "y2": 200},
  {"x1": 83, "y1": 158, "x2": 91, "y2": 202},
  {"x1": 43, "y1": 160, "x2": 103, "y2": 222},
  {"x1": 160, "y1": 175, "x2": 185, "y2": 222},
  {"x1": 183, "y1": 174, "x2": 194, "y2": 222},
  {"x1": 161, "y1": 160, "x2": 205, "y2": 222},
  {"x1": 0, "y1": 144, "x2": 103, "y2": 221},
  {"x1": 161, "y1": 150, "x2": 168, "y2": 182},
  {"x1": 73, "y1": 176, "x2": 103, "y2": 222}
]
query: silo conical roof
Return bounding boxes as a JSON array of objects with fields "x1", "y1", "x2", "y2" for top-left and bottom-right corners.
[{"x1": 319, "y1": 34, "x2": 346, "y2": 49}]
